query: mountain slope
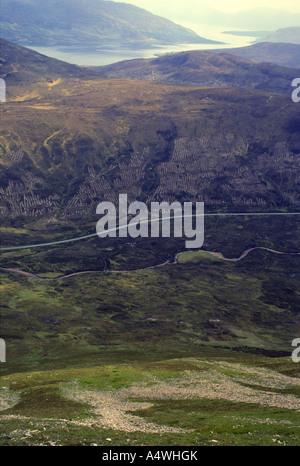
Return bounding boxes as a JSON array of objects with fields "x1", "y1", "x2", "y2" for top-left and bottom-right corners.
[
  {"x1": 211, "y1": 42, "x2": 300, "y2": 69},
  {"x1": 94, "y1": 50, "x2": 299, "y2": 94},
  {"x1": 0, "y1": 42, "x2": 299, "y2": 230},
  {"x1": 260, "y1": 27, "x2": 300, "y2": 45},
  {"x1": 0, "y1": 0, "x2": 218, "y2": 47},
  {"x1": 0, "y1": 38, "x2": 92, "y2": 84},
  {"x1": 0, "y1": 39, "x2": 299, "y2": 230},
  {"x1": 0, "y1": 38, "x2": 97, "y2": 102}
]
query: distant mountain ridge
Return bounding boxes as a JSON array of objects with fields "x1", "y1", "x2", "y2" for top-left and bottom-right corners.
[
  {"x1": 211, "y1": 42, "x2": 300, "y2": 69},
  {"x1": 259, "y1": 28, "x2": 300, "y2": 45},
  {"x1": 152, "y1": 4, "x2": 300, "y2": 29},
  {"x1": 0, "y1": 0, "x2": 218, "y2": 47}
]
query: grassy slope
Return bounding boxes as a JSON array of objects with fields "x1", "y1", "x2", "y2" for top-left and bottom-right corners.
[{"x1": 0, "y1": 354, "x2": 299, "y2": 446}]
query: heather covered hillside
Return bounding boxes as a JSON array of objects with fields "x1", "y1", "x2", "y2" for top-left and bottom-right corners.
[{"x1": 95, "y1": 50, "x2": 300, "y2": 93}]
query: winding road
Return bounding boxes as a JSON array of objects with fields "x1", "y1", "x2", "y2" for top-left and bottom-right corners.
[
  {"x1": 1, "y1": 212, "x2": 299, "y2": 280},
  {"x1": 0, "y1": 246, "x2": 299, "y2": 281}
]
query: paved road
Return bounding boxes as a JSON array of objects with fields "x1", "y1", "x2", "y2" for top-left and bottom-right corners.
[{"x1": 1, "y1": 212, "x2": 299, "y2": 252}]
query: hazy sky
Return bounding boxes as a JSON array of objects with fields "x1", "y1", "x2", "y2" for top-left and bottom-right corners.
[{"x1": 119, "y1": 0, "x2": 300, "y2": 14}]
